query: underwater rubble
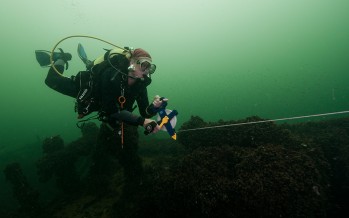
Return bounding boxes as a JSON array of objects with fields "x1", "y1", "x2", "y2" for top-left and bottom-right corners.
[
  {"x1": 3, "y1": 162, "x2": 41, "y2": 218},
  {"x1": 2, "y1": 116, "x2": 349, "y2": 217}
]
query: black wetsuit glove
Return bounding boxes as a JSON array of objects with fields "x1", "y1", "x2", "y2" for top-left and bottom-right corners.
[
  {"x1": 144, "y1": 121, "x2": 157, "y2": 135},
  {"x1": 53, "y1": 48, "x2": 72, "y2": 70}
]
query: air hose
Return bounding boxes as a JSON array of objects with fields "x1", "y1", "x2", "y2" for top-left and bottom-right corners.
[{"x1": 49, "y1": 35, "x2": 124, "y2": 77}]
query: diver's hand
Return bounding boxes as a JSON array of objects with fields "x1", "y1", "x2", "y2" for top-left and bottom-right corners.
[
  {"x1": 143, "y1": 118, "x2": 160, "y2": 135},
  {"x1": 152, "y1": 95, "x2": 168, "y2": 108},
  {"x1": 53, "y1": 48, "x2": 72, "y2": 70}
]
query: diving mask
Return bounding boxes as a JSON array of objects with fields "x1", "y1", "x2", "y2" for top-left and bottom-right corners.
[{"x1": 137, "y1": 59, "x2": 156, "y2": 75}]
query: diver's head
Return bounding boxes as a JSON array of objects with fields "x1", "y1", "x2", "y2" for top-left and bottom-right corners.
[
  {"x1": 128, "y1": 48, "x2": 156, "y2": 80},
  {"x1": 132, "y1": 48, "x2": 152, "y2": 63}
]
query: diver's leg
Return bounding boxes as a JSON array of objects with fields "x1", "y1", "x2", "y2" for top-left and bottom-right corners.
[
  {"x1": 113, "y1": 125, "x2": 143, "y2": 216},
  {"x1": 87, "y1": 123, "x2": 121, "y2": 194},
  {"x1": 45, "y1": 61, "x2": 78, "y2": 98}
]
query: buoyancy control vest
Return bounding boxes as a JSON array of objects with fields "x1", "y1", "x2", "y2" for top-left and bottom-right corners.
[
  {"x1": 74, "y1": 70, "x2": 99, "y2": 118},
  {"x1": 74, "y1": 47, "x2": 132, "y2": 119}
]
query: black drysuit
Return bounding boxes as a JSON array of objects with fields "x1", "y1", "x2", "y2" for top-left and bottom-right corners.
[
  {"x1": 45, "y1": 54, "x2": 157, "y2": 128},
  {"x1": 44, "y1": 53, "x2": 156, "y2": 195}
]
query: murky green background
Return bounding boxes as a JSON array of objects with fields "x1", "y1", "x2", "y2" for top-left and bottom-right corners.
[{"x1": 1, "y1": 0, "x2": 348, "y2": 209}]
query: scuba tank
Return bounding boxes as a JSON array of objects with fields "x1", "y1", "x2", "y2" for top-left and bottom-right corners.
[
  {"x1": 78, "y1": 43, "x2": 132, "y2": 71},
  {"x1": 78, "y1": 44, "x2": 156, "y2": 77}
]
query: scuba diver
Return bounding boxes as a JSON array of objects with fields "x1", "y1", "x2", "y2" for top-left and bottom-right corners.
[
  {"x1": 36, "y1": 44, "x2": 168, "y2": 196},
  {"x1": 37, "y1": 46, "x2": 167, "y2": 134}
]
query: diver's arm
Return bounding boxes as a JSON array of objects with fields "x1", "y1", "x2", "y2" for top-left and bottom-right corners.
[
  {"x1": 45, "y1": 61, "x2": 78, "y2": 98},
  {"x1": 110, "y1": 110, "x2": 145, "y2": 126},
  {"x1": 136, "y1": 88, "x2": 158, "y2": 118},
  {"x1": 109, "y1": 110, "x2": 160, "y2": 134}
]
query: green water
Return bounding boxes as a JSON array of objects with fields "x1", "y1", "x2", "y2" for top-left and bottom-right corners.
[{"x1": 0, "y1": 0, "x2": 349, "y2": 210}]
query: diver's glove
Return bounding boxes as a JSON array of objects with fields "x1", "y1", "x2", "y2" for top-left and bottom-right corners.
[
  {"x1": 146, "y1": 95, "x2": 169, "y2": 115},
  {"x1": 152, "y1": 95, "x2": 168, "y2": 109},
  {"x1": 53, "y1": 48, "x2": 72, "y2": 70},
  {"x1": 143, "y1": 119, "x2": 160, "y2": 135}
]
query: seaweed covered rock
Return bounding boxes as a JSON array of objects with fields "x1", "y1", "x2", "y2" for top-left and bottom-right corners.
[
  {"x1": 137, "y1": 146, "x2": 242, "y2": 218},
  {"x1": 4, "y1": 162, "x2": 41, "y2": 217},
  {"x1": 68, "y1": 122, "x2": 99, "y2": 156},
  {"x1": 233, "y1": 144, "x2": 328, "y2": 217},
  {"x1": 179, "y1": 115, "x2": 296, "y2": 150},
  {"x1": 138, "y1": 144, "x2": 328, "y2": 218},
  {"x1": 22, "y1": 114, "x2": 349, "y2": 217},
  {"x1": 36, "y1": 122, "x2": 99, "y2": 193},
  {"x1": 36, "y1": 135, "x2": 81, "y2": 193},
  {"x1": 42, "y1": 135, "x2": 64, "y2": 154},
  {"x1": 284, "y1": 117, "x2": 349, "y2": 217}
]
